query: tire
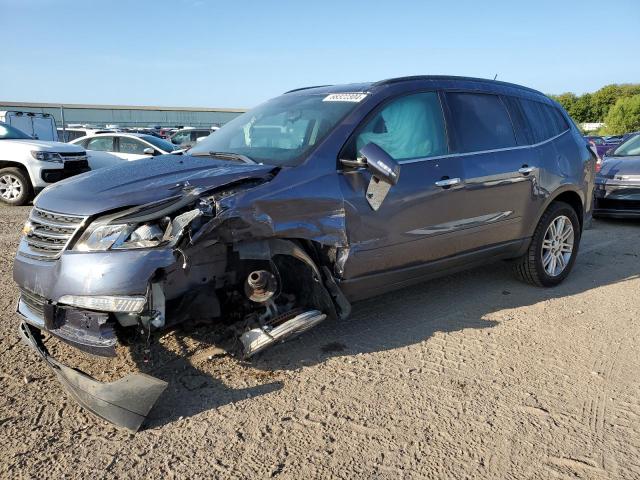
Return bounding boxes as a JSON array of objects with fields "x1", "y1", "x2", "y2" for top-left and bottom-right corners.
[
  {"x1": 513, "y1": 201, "x2": 581, "y2": 287},
  {"x1": 0, "y1": 167, "x2": 33, "y2": 206}
]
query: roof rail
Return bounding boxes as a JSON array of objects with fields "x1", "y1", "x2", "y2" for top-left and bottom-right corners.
[
  {"x1": 284, "y1": 85, "x2": 333, "y2": 94},
  {"x1": 372, "y1": 75, "x2": 542, "y2": 95}
]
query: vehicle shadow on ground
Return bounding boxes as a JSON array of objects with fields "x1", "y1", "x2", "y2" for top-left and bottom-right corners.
[{"x1": 138, "y1": 220, "x2": 640, "y2": 429}]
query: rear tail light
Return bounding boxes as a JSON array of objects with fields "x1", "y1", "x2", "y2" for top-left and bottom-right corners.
[{"x1": 595, "y1": 158, "x2": 602, "y2": 173}]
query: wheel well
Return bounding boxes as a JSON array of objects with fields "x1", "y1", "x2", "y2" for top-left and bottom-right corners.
[
  {"x1": 0, "y1": 161, "x2": 30, "y2": 177},
  {"x1": 552, "y1": 191, "x2": 584, "y2": 229}
]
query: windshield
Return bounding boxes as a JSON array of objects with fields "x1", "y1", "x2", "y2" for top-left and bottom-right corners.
[
  {"x1": 189, "y1": 93, "x2": 360, "y2": 166},
  {"x1": 612, "y1": 135, "x2": 640, "y2": 157},
  {"x1": 140, "y1": 134, "x2": 179, "y2": 152},
  {"x1": 0, "y1": 123, "x2": 32, "y2": 140}
]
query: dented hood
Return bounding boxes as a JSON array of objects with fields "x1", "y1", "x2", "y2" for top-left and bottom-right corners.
[{"x1": 35, "y1": 155, "x2": 275, "y2": 215}]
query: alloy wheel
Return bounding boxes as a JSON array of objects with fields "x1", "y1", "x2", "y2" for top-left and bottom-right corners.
[
  {"x1": 541, "y1": 215, "x2": 574, "y2": 277},
  {"x1": 0, "y1": 174, "x2": 23, "y2": 201}
]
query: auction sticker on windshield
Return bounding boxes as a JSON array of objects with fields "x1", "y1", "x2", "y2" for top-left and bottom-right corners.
[{"x1": 323, "y1": 93, "x2": 368, "y2": 102}]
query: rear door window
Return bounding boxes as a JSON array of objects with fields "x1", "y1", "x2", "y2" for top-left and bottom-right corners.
[
  {"x1": 445, "y1": 92, "x2": 516, "y2": 153},
  {"x1": 118, "y1": 137, "x2": 148, "y2": 154},
  {"x1": 353, "y1": 92, "x2": 448, "y2": 162},
  {"x1": 86, "y1": 136, "x2": 115, "y2": 152},
  {"x1": 501, "y1": 96, "x2": 534, "y2": 145}
]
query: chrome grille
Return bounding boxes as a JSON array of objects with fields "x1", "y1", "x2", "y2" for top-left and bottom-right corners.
[{"x1": 22, "y1": 207, "x2": 87, "y2": 260}]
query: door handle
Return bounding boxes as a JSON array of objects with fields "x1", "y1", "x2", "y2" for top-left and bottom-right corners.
[
  {"x1": 435, "y1": 177, "x2": 461, "y2": 188},
  {"x1": 518, "y1": 165, "x2": 535, "y2": 175}
]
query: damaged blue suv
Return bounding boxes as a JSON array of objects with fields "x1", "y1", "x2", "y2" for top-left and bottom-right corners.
[{"x1": 14, "y1": 76, "x2": 595, "y2": 430}]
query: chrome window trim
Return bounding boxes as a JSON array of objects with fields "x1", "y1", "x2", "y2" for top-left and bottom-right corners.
[{"x1": 399, "y1": 128, "x2": 570, "y2": 165}]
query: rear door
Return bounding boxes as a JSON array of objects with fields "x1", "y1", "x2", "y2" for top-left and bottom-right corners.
[
  {"x1": 442, "y1": 92, "x2": 538, "y2": 250},
  {"x1": 339, "y1": 91, "x2": 466, "y2": 279}
]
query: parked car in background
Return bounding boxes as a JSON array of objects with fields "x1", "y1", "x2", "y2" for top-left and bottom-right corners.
[
  {"x1": 158, "y1": 127, "x2": 178, "y2": 139},
  {"x1": 57, "y1": 127, "x2": 116, "y2": 143},
  {"x1": 169, "y1": 127, "x2": 212, "y2": 148},
  {"x1": 584, "y1": 135, "x2": 608, "y2": 159},
  {"x1": 594, "y1": 133, "x2": 640, "y2": 218},
  {"x1": 0, "y1": 121, "x2": 89, "y2": 205},
  {"x1": 70, "y1": 132, "x2": 180, "y2": 169},
  {"x1": 121, "y1": 127, "x2": 163, "y2": 138},
  {"x1": 604, "y1": 135, "x2": 625, "y2": 148},
  {"x1": 13, "y1": 76, "x2": 594, "y2": 430},
  {"x1": 0, "y1": 111, "x2": 58, "y2": 141}
]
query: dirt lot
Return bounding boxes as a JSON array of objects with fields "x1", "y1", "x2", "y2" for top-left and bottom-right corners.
[{"x1": 0, "y1": 205, "x2": 639, "y2": 479}]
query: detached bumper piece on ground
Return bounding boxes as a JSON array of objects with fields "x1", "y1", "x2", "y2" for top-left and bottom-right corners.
[{"x1": 18, "y1": 322, "x2": 167, "y2": 432}]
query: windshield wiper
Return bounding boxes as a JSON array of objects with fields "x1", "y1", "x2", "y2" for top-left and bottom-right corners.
[{"x1": 191, "y1": 151, "x2": 256, "y2": 164}]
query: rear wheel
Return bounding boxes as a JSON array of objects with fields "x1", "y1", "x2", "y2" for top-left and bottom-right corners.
[
  {"x1": 0, "y1": 167, "x2": 32, "y2": 206},
  {"x1": 513, "y1": 201, "x2": 581, "y2": 287}
]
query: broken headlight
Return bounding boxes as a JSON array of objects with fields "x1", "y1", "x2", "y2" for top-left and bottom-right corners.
[
  {"x1": 75, "y1": 221, "x2": 168, "y2": 252},
  {"x1": 74, "y1": 208, "x2": 203, "y2": 252}
]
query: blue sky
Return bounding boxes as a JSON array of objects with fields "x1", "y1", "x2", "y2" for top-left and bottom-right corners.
[{"x1": 1, "y1": 0, "x2": 638, "y2": 108}]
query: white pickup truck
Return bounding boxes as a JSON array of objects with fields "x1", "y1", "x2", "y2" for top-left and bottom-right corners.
[{"x1": 0, "y1": 121, "x2": 89, "y2": 206}]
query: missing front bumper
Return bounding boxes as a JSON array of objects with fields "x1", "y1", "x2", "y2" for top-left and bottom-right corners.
[
  {"x1": 17, "y1": 295, "x2": 118, "y2": 357},
  {"x1": 18, "y1": 321, "x2": 167, "y2": 432}
]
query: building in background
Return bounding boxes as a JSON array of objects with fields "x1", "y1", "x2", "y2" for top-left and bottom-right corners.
[
  {"x1": 0, "y1": 101, "x2": 246, "y2": 129},
  {"x1": 581, "y1": 122, "x2": 605, "y2": 132}
]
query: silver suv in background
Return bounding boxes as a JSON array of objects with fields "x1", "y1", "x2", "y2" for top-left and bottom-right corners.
[{"x1": 0, "y1": 122, "x2": 89, "y2": 205}]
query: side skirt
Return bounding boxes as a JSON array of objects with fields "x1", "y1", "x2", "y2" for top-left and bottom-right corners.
[{"x1": 338, "y1": 238, "x2": 528, "y2": 302}]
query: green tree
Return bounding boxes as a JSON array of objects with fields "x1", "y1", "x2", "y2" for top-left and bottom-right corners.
[
  {"x1": 603, "y1": 95, "x2": 640, "y2": 135},
  {"x1": 551, "y1": 92, "x2": 577, "y2": 115},
  {"x1": 549, "y1": 83, "x2": 640, "y2": 125},
  {"x1": 570, "y1": 93, "x2": 595, "y2": 123},
  {"x1": 590, "y1": 84, "x2": 621, "y2": 121}
]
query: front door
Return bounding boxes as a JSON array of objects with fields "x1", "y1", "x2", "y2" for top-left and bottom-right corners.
[{"x1": 338, "y1": 91, "x2": 467, "y2": 281}]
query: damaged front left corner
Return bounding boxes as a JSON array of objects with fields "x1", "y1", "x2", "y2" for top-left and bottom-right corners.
[{"x1": 15, "y1": 167, "x2": 353, "y2": 431}]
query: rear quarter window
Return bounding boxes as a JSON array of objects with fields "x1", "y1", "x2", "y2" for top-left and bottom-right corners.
[
  {"x1": 518, "y1": 99, "x2": 569, "y2": 144},
  {"x1": 445, "y1": 92, "x2": 516, "y2": 153}
]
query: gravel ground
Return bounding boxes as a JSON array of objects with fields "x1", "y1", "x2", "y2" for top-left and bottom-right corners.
[{"x1": 0, "y1": 204, "x2": 639, "y2": 479}]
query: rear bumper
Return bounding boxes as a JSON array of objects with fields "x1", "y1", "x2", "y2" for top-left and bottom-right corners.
[{"x1": 18, "y1": 321, "x2": 166, "y2": 432}]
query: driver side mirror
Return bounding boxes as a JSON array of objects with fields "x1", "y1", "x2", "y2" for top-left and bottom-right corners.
[
  {"x1": 143, "y1": 147, "x2": 155, "y2": 155},
  {"x1": 340, "y1": 142, "x2": 401, "y2": 210}
]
